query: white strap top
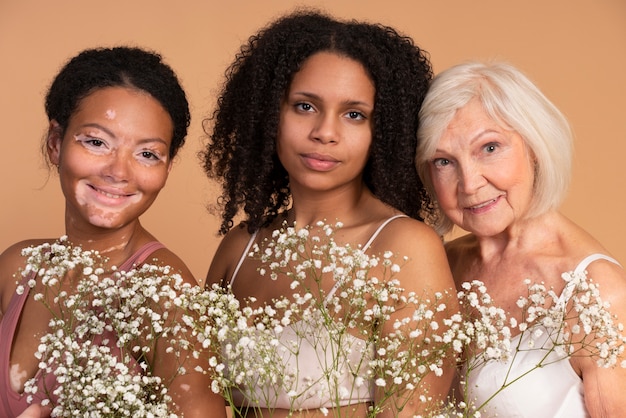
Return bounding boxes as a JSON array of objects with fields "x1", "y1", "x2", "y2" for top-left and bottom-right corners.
[
  {"x1": 229, "y1": 214, "x2": 407, "y2": 287},
  {"x1": 574, "y1": 253, "x2": 619, "y2": 275},
  {"x1": 225, "y1": 215, "x2": 407, "y2": 410},
  {"x1": 228, "y1": 230, "x2": 259, "y2": 287},
  {"x1": 467, "y1": 253, "x2": 621, "y2": 418}
]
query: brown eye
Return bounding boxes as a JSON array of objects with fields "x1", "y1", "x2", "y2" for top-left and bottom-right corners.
[
  {"x1": 296, "y1": 102, "x2": 313, "y2": 112},
  {"x1": 83, "y1": 138, "x2": 105, "y2": 147},
  {"x1": 347, "y1": 111, "x2": 365, "y2": 120}
]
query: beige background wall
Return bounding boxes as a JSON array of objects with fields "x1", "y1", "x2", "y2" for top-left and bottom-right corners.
[{"x1": 1, "y1": 0, "x2": 624, "y2": 282}]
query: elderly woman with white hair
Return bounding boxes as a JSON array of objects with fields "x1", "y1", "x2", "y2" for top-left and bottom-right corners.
[{"x1": 415, "y1": 61, "x2": 626, "y2": 417}]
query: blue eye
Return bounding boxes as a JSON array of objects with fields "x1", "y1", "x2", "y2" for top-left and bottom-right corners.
[
  {"x1": 433, "y1": 158, "x2": 450, "y2": 167},
  {"x1": 484, "y1": 143, "x2": 498, "y2": 153}
]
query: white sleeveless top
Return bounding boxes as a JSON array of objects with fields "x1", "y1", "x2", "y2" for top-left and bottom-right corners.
[
  {"x1": 225, "y1": 215, "x2": 406, "y2": 410},
  {"x1": 467, "y1": 254, "x2": 621, "y2": 418}
]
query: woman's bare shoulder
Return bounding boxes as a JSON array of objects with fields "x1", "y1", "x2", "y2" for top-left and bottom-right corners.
[
  {"x1": 141, "y1": 245, "x2": 198, "y2": 284},
  {"x1": 205, "y1": 223, "x2": 256, "y2": 287},
  {"x1": 0, "y1": 238, "x2": 52, "y2": 311},
  {"x1": 0, "y1": 238, "x2": 52, "y2": 276},
  {"x1": 371, "y1": 216, "x2": 444, "y2": 251},
  {"x1": 369, "y1": 217, "x2": 455, "y2": 292}
]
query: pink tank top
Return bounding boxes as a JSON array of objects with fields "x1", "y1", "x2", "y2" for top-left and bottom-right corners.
[{"x1": 0, "y1": 241, "x2": 165, "y2": 416}]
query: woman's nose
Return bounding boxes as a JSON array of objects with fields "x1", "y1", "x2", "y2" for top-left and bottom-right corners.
[
  {"x1": 310, "y1": 113, "x2": 339, "y2": 144},
  {"x1": 102, "y1": 151, "x2": 131, "y2": 182},
  {"x1": 458, "y1": 162, "x2": 486, "y2": 194}
]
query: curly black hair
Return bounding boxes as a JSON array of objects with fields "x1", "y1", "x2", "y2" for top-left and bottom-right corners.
[
  {"x1": 45, "y1": 46, "x2": 190, "y2": 160},
  {"x1": 202, "y1": 10, "x2": 433, "y2": 235}
]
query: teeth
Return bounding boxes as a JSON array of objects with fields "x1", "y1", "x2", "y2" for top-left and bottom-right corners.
[
  {"x1": 472, "y1": 199, "x2": 495, "y2": 209},
  {"x1": 99, "y1": 190, "x2": 124, "y2": 199}
]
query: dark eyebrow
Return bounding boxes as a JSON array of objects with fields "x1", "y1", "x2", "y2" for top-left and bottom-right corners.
[{"x1": 292, "y1": 91, "x2": 374, "y2": 111}]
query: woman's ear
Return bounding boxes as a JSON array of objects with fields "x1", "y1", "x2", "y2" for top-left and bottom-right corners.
[{"x1": 46, "y1": 120, "x2": 63, "y2": 166}]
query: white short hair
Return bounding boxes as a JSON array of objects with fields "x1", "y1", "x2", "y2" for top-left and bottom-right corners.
[{"x1": 416, "y1": 61, "x2": 572, "y2": 235}]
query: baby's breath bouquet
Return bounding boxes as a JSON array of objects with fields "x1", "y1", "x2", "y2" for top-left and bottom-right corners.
[
  {"x1": 193, "y1": 221, "x2": 462, "y2": 417},
  {"x1": 189, "y1": 220, "x2": 626, "y2": 418},
  {"x1": 446, "y1": 269, "x2": 626, "y2": 417},
  {"x1": 17, "y1": 237, "x2": 201, "y2": 418}
]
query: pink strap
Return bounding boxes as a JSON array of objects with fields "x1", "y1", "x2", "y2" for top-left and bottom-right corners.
[{"x1": 118, "y1": 242, "x2": 166, "y2": 271}]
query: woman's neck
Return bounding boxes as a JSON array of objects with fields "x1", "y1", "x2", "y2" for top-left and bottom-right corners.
[
  {"x1": 63, "y1": 220, "x2": 151, "y2": 267},
  {"x1": 474, "y1": 211, "x2": 562, "y2": 262},
  {"x1": 288, "y1": 183, "x2": 378, "y2": 227}
]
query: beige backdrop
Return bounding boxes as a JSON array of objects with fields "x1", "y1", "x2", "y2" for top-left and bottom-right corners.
[{"x1": 1, "y1": 0, "x2": 624, "y2": 282}]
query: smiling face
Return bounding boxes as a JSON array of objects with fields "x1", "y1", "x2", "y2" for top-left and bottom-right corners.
[
  {"x1": 47, "y1": 86, "x2": 174, "y2": 232},
  {"x1": 276, "y1": 52, "x2": 375, "y2": 195},
  {"x1": 429, "y1": 99, "x2": 536, "y2": 237}
]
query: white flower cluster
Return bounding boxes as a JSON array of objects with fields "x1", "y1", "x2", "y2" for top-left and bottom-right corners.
[
  {"x1": 189, "y1": 221, "x2": 459, "y2": 417},
  {"x1": 18, "y1": 237, "x2": 195, "y2": 418},
  {"x1": 15, "y1": 228, "x2": 626, "y2": 418},
  {"x1": 190, "y1": 222, "x2": 626, "y2": 418},
  {"x1": 449, "y1": 270, "x2": 626, "y2": 416}
]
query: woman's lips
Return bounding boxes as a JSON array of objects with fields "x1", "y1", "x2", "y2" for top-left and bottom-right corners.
[
  {"x1": 87, "y1": 184, "x2": 136, "y2": 205},
  {"x1": 465, "y1": 195, "x2": 502, "y2": 214},
  {"x1": 301, "y1": 153, "x2": 340, "y2": 171}
]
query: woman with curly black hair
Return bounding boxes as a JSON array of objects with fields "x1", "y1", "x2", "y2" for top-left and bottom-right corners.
[{"x1": 203, "y1": 10, "x2": 456, "y2": 417}]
